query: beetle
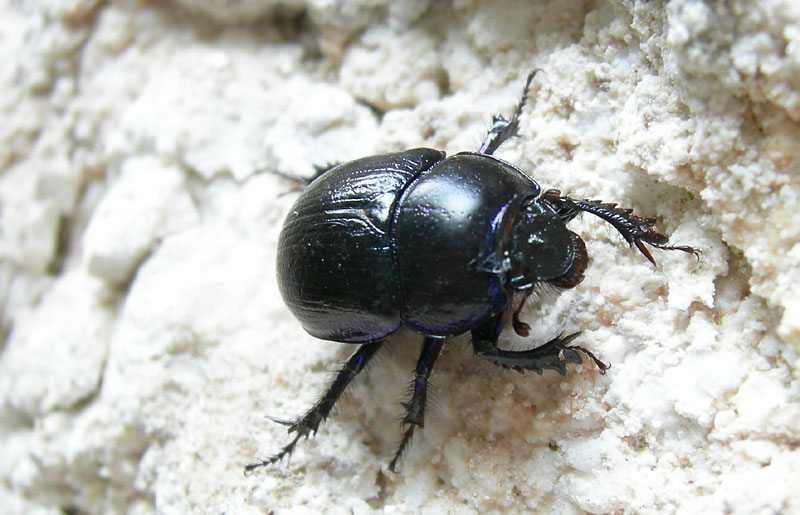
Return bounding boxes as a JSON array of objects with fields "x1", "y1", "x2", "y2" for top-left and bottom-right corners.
[{"x1": 245, "y1": 70, "x2": 696, "y2": 474}]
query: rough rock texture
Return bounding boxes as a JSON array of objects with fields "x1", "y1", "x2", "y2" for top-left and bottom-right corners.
[{"x1": 1, "y1": 0, "x2": 798, "y2": 513}]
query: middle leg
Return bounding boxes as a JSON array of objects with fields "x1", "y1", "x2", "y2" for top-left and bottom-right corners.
[
  {"x1": 478, "y1": 69, "x2": 539, "y2": 156},
  {"x1": 389, "y1": 337, "x2": 444, "y2": 472}
]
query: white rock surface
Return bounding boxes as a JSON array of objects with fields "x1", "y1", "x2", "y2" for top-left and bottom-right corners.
[
  {"x1": 83, "y1": 156, "x2": 199, "y2": 284},
  {"x1": 1, "y1": 0, "x2": 798, "y2": 513}
]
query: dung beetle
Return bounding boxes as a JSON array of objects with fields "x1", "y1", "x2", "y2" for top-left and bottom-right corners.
[{"x1": 245, "y1": 71, "x2": 696, "y2": 474}]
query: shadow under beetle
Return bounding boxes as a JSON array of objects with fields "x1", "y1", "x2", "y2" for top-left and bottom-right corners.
[{"x1": 245, "y1": 70, "x2": 697, "y2": 474}]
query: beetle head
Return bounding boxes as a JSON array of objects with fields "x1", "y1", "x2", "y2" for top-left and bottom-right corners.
[{"x1": 505, "y1": 200, "x2": 587, "y2": 290}]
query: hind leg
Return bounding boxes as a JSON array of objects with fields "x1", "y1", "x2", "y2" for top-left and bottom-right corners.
[
  {"x1": 271, "y1": 161, "x2": 342, "y2": 190},
  {"x1": 245, "y1": 340, "x2": 383, "y2": 474}
]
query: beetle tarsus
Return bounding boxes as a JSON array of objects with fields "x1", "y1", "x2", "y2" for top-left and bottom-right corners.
[
  {"x1": 389, "y1": 425, "x2": 416, "y2": 473},
  {"x1": 478, "y1": 69, "x2": 540, "y2": 156},
  {"x1": 245, "y1": 341, "x2": 383, "y2": 474},
  {"x1": 264, "y1": 414, "x2": 294, "y2": 426},
  {"x1": 244, "y1": 434, "x2": 303, "y2": 475},
  {"x1": 567, "y1": 345, "x2": 611, "y2": 375}
]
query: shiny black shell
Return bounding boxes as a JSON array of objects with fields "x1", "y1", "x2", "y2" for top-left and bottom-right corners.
[{"x1": 276, "y1": 147, "x2": 541, "y2": 343}]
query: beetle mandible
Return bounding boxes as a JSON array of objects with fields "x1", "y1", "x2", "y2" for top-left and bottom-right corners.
[{"x1": 245, "y1": 70, "x2": 696, "y2": 474}]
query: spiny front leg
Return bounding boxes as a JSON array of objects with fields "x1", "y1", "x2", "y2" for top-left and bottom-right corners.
[
  {"x1": 389, "y1": 337, "x2": 444, "y2": 473},
  {"x1": 541, "y1": 189, "x2": 699, "y2": 265},
  {"x1": 478, "y1": 69, "x2": 539, "y2": 156},
  {"x1": 471, "y1": 313, "x2": 608, "y2": 376},
  {"x1": 244, "y1": 340, "x2": 383, "y2": 474}
]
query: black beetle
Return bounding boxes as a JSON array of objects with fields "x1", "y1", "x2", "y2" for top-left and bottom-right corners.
[{"x1": 245, "y1": 71, "x2": 696, "y2": 473}]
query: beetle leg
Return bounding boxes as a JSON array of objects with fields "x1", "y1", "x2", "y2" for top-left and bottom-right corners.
[
  {"x1": 541, "y1": 189, "x2": 699, "y2": 266},
  {"x1": 244, "y1": 340, "x2": 383, "y2": 474},
  {"x1": 271, "y1": 161, "x2": 342, "y2": 190},
  {"x1": 389, "y1": 337, "x2": 444, "y2": 473},
  {"x1": 472, "y1": 313, "x2": 608, "y2": 375},
  {"x1": 511, "y1": 289, "x2": 533, "y2": 337},
  {"x1": 478, "y1": 69, "x2": 539, "y2": 156}
]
